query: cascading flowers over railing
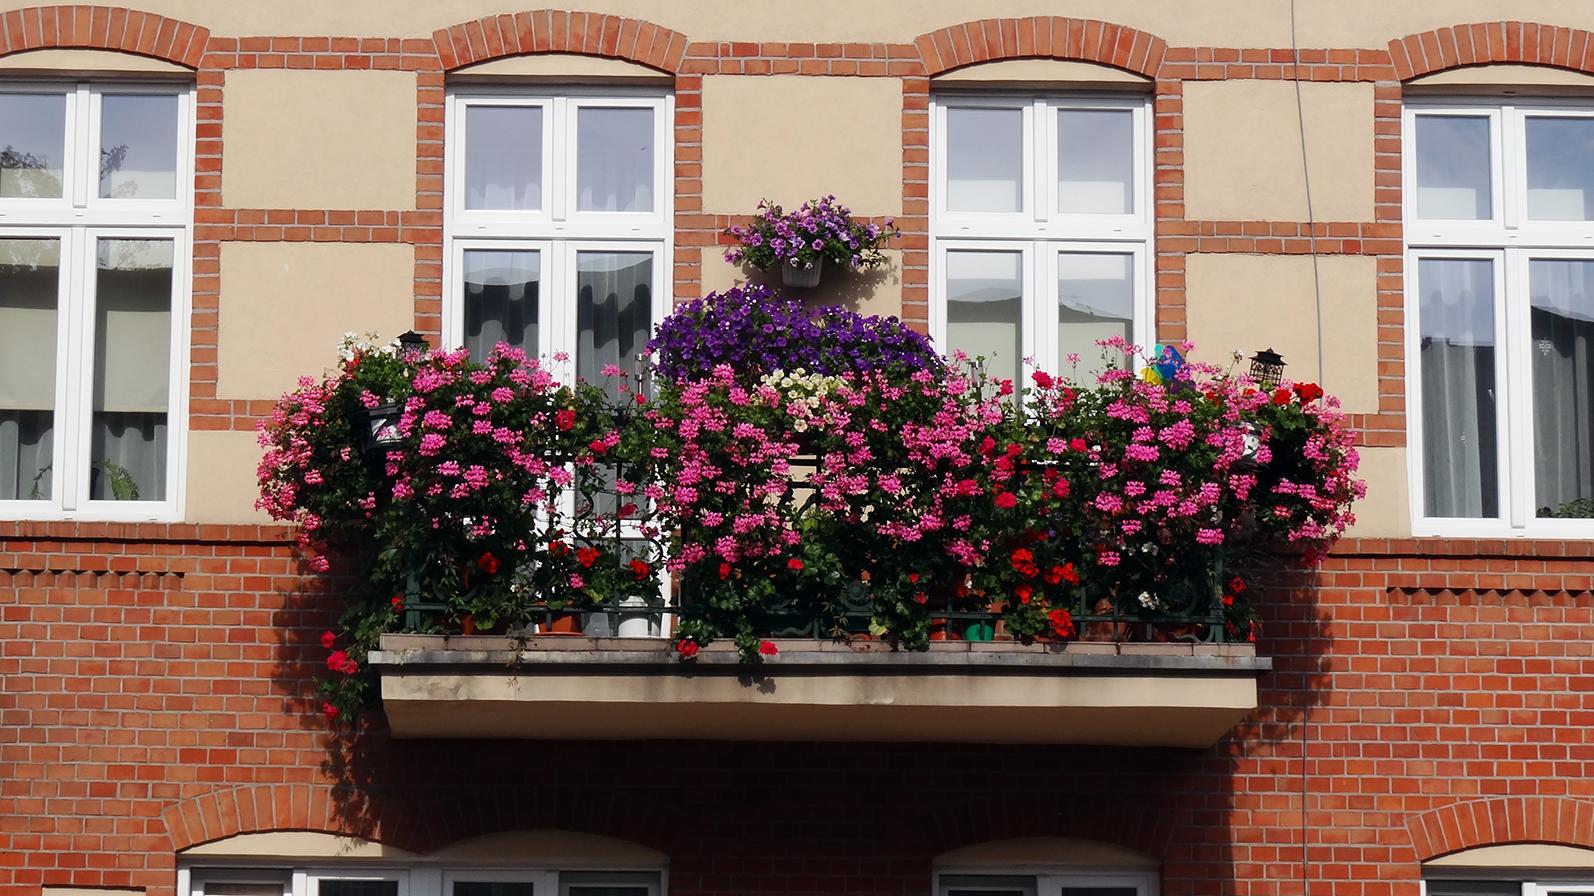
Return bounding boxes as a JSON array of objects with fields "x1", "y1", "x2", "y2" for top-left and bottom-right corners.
[{"x1": 260, "y1": 294, "x2": 1364, "y2": 720}]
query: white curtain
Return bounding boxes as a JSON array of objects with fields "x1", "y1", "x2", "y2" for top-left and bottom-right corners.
[
  {"x1": 576, "y1": 107, "x2": 653, "y2": 213},
  {"x1": 1529, "y1": 260, "x2": 1594, "y2": 517},
  {"x1": 0, "y1": 411, "x2": 52, "y2": 499},
  {"x1": 1418, "y1": 258, "x2": 1499, "y2": 518},
  {"x1": 576, "y1": 251, "x2": 652, "y2": 399},
  {"x1": 90, "y1": 239, "x2": 172, "y2": 502},
  {"x1": 463, "y1": 250, "x2": 539, "y2": 362}
]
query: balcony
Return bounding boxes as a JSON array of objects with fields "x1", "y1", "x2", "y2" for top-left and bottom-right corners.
[{"x1": 369, "y1": 630, "x2": 1268, "y2": 747}]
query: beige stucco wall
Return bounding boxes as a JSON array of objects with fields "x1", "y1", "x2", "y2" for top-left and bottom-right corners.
[
  {"x1": 222, "y1": 69, "x2": 417, "y2": 210},
  {"x1": 0, "y1": 48, "x2": 190, "y2": 73},
  {"x1": 1409, "y1": 63, "x2": 1594, "y2": 91},
  {"x1": 701, "y1": 75, "x2": 902, "y2": 216},
  {"x1": 1184, "y1": 81, "x2": 1374, "y2": 223},
  {"x1": 181, "y1": 830, "x2": 416, "y2": 858},
  {"x1": 16, "y1": 1, "x2": 1594, "y2": 48},
  {"x1": 453, "y1": 53, "x2": 670, "y2": 82},
  {"x1": 1427, "y1": 843, "x2": 1594, "y2": 868},
  {"x1": 215, "y1": 242, "x2": 416, "y2": 399},
  {"x1": 1184, "y1": 253, "x2": 1380, "y2": 413},
  {"x1": 934, "y1": 58, "x2": 1151, "y2": 87},
  {"x1": 1343, "y1": 446, "x2": 1408, "y2": 538},
  {"x1": 185, "y1": 429, "x2": 269, "y2": 524},
  {"x1": 699, "y1": 247, "x2": 904, "y2": 318}
]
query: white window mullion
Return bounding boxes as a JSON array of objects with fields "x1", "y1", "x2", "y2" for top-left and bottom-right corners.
[
  {"x1": 1498, "y1": 248, "x2": 1529, "y2": 529},
  {"x1": 69, "y1": 84, "x2": 91, "y2": 209},
  {"x1": 62, "y1": 228, "x2": 94, "y2": 511}
]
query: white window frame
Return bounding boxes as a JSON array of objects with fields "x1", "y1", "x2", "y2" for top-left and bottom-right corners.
[
  {"x1": 936, "y1": 868, "x2": 1159, "y2": 896},
  {"x1": 187, "y1": 865, "x2": 663, "y2": 896},
  {"x1": 929, "y1": 92, "x2": 1154, "y2": 378},
  {"x1": 1403, "y1": 97, "x2": 1594, "y2": 537},
  {"x1": 0, "y1": 80, "x2": 194, "y2": 521}
]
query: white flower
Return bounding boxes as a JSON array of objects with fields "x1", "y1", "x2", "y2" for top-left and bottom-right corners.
[{"x1": 1137, "y1": 591, "x2": 1164, "y2": 610}]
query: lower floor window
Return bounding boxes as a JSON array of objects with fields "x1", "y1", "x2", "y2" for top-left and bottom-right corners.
[
  {"x1": 1427, "y1": 878, "x2": 1594, "y2": 896},
  {"x1": 0, "y1": 230, "x2": 184, "y2": 516},
  {"x1": 191, "y1": 868, "x2": 661, "y2": 896},
  {"x1": 936, "y1": 241, "x2": 1147, "y2": 389},
  {"x1": 939, "y1": 871, "x2": 1156, "y2": 896}
]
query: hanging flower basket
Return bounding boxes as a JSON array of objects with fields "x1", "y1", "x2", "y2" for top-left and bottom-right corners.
[{"x1": 723, "y1": 195, "x2": 898, "y2": 286}]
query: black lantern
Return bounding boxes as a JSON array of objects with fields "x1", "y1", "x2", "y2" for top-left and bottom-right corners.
[
  {"x1": 1249, "y1": 348, "x2": 1286, "y2": 389},
  {"x1": 397, "y1": 330, "x2": 429, "y2": 359},
  {"x1": 361, "y1": 402, "x2": 404, "y2": 453}
]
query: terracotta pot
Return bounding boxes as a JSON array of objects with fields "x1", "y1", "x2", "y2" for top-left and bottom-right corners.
[
  {"x1": 539, "y1": 612, "x2": 583, "y2": 635},
  {"x1": 460, "y1": 614, "x2": 476, "y2": 636},
  {"x1": 928, "y1": 619, "x2": 950, "y2": 641}
]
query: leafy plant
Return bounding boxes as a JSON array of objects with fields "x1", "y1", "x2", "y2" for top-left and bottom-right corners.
[{"x1": 724, "y1": 195, "x2": 899, "y2": 273}]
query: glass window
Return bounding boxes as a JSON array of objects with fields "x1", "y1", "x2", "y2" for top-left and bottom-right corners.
[
  {"x1": 318, "y1": 883, "x2": 399, "y2": 896},
  {"x1": 935, "y1": 96, "x2": 1148, "y2": 386},
  {"x1": 576, "y1": 250, "x2": 653, "y2": 393},
  {"x1": 99, "y1": 93, "x2": 180, "y2": 200},
  {"x1": 463, "y1": 248, "x2": 540, "y2": 361},
  {"x1": 937, "y1": 872, "x2": 1149, "y2": 896},
  {"x1": 465, "y1": 105, "x2": 543, "y2": 211},
  {"x1": 1414, "y1": 115, "x2": 1492, "y2": 220},
  {"x1": 1525, "y1": 116, "x2": 1594, "y2": 221},
  {"x1": 946, "y1": 249, "x2": 1023, "y2": 387},
  {"x1": 1406, "y1": 101, "x2": 1594, "y2": 533},
  {"x1": 1058, "y1": 109, "x2": 1134, "y2": 215},
  {"x1": 0, "y1": 82, "x2": 189, "y2": 521},
  {"x1": 0, "y1": 92, "x2": 66, "y2": 198},
  {"x1": 576, "y1": 106, "x2": 654, "y2": 213}
]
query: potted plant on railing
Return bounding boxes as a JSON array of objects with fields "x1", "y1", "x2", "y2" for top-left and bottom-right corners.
[{"x1": 724, "y1": 195, "x2": 899, "y2": 288}]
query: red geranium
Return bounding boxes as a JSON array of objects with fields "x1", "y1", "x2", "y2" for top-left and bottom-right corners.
[
  {"x1": 555, "y1": 408, "x2": 576, "y2": 431},
  {"x1": 319, "y1": 630, "x2": 336, "y2": 649},
  {"x1": 390, "y1": 595, "x2": 405, "y2": 612},
  {"x1": 477, "y1": 551, "x2": 500, "y2": 574},
  {"x1": 1272, "y1": 387, "x2": 1293, "y2": 405},
  {"x1": 628, "y1": 559, "x2": 651, "y2": 580},
  {"x1": 576, "y1": 546, "x2": 601, "y2": 568},
  {"x1": 787, "y1": 557, "x2": 805, "y2": 571},
  {"x1": 758, "y1": 640, "x2": 779, "y2": 656},
  {"x1": 994, "y1": 492, "x2": 1018, "y2": 509},
  {"x1": 1048, "y1": 608, "x2": 1076, "y2": 639},
  {"x1": 1032, "y1": 370, "x2": 1055, "y2": 389},
  {"x1": 677, "y1": 639, "x2": 700, "y2": 659},
  {"x1": 322, "y1": 701, "x2": 340, "y2": 720}
]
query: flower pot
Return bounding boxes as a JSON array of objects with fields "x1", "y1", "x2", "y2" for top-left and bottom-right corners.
[
  {"x1": 962, "y1": 620, "x2": 996, "y2": 642},
  {"x1": 928, "y1": 619, "x2": 950, "y2": 641},
  {"x1": 781, "y1": 257, "x2": 823, "y2": 288},
  {"x1": 539, "y1": 612, "x2": 583, "y2": 635},
  {"x1": 616, "y1": 595, "x2": 656, "y2": 638}
]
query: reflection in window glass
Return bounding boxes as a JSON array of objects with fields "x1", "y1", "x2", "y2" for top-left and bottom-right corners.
[
  {"x1": 946, "y1": 250, "x2": 1023, "y2": 388},
  {"x1": 1417, "y1": 257, "x2": 1498, "y2": 518},
  {"x1": 99, "y1": 94, "x2": 179, "y2": 200},
  {"x1": 466, "y1": 105, "x2": 543, "y2": 210},
  {"x1": 0, "y1": 238, "x2": 60, "y2": 500},
  {"x1": 576, "y1": 107, "x2": 654, "y2": 212},
  {"x1": 1528, "y1": 259, "x2": 1594, "y2": 518},
  {"x1": 1414, "y1": 115, "x2": 1492, "y2": 220},
  {"x1": 456, "y1": 883, "x2": 535, "y2": 896},
  {"x1": 319, "y1": 882, "x2": 399, "y2": 896},
  {"x1": 1059, "y1": 252, "x2": 1134, "y2": 376},
  {"x1": 946, "y1": 107, "x2": 1024, "y2": 213},
  {"x1": 1058, "y1": 109, "x2": 1134, "y2": 215},
  {"x1": 0, "y1": 92, "x2": 66, "y2": 198},
  {"x1": 91, "y1": 238, "x2": 173, "y2": 502},
  {"x1": 1525, "y1": 117, "x2": 1594, "y2": 221},
  {"x1": 1423, "y1": 882, "x2": 1520, "y2": 896},
  {"x1": 939, "y1": 875, "x2": 1036, "y2": 896},
  {"x1": 463, "y1": 250, "x2": 540, "y2": 362},
  {"x1": 576, "y1": 251, "x2": 653, "y2": 397}
]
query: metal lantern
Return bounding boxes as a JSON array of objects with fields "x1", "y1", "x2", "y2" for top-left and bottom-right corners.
[
  {"x1": 397, "y1": 330, "x2": 429, "y2": 359},
  {"x1": 1249, "y1": 348, "x2": 1286, "y2": 389},
  {"x1": 361, "y1": 402, "x2": 404, "y2": 453}
]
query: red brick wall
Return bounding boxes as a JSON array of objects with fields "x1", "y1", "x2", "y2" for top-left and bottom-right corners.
[
  {"x1": 6, "y1": 525, "x2": 1594, "y2": 895},
  {"x1": 7, "y1": 6, "x2": 1594, "y2": 896}
]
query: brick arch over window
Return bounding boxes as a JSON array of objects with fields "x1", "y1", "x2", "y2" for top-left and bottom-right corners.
[
  {"x1": 1389, "y1": 22, "x2": 1594, "y2": 81},
  {"x1": 433, "y1": 10, "x2": 686, "y2": 74},
  {"x1": 913, "y1": 17, "x2": 1167, "y2": 79},
  {"x1": 161, "y1": 783, "x2": 412, "y2": 852},
  {"x1": 919, "y1": 797, "x2": 1173, "y2": 860},
  {"x1": 1406, "y1": 797, "x2": 1594, "y2": 861},
  {"x1": 0, "y1": 5, "x2": 207, "y2": 68}
]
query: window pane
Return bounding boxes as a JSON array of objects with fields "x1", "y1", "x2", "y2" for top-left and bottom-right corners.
[
  {"x1": 99, "y1": 94, "x2": 179, "y2": 200},
  {"x1": 1060, "y1": 889, "x2": 1138, "y2": 896},
  {"x1": 939, "y1": 875, "x2": 1035, "y2": 896},
  {"x1": 456, "y1": 883, "x2": 535, "y2": 896},
  {"x1": 91, "y1": 238, "x2": 173, "y2": 502},
  {"x1": 1414, "y1": 115, "x2": 1492, "y2": 220},
  {"x1": 1059, "y1": 108, "x2": 1134, "y2": 214},
  {"x1": 568, "y1": 888, "x2": 650, "y2": 896},
  {"x1": 1423, "y1": 882, "x2": 1520, "y2": 896},
  {"x1": 203, "y1": 885, "x2": 286, "y2": 896},
  {"x1": 1059, "y1": 252, "x2": 1134, "y2": 376},
  {"x1": 1529, "y1": 259, "x2": 1594, "y2": 519},
  {"x1": 319, "y1": 882, "x2": 398, "y2": 896},
  {"x1": 465, "y1": 105, "x2": 542, "y2": 210},
  {"x1": 1417, "y1": 257, "x2": 1498, "y2": 518},
  {"x1": 463, "y1": 249, "x2": 540, "y2": 363},
  {"x1": 576, "y1": 107, "x2": 654, "y2": 212},
  {"x1": 0, "y1": 238, "x2": 59, "y2": 500},
  {"x1": 577, "y1": 250, "x2": 652, "y2": 396},
  {"x1": 946, "y1": 107, "x2": 1023, "y2": 213},
  {"x1": 0, "y1": 92, "x2": 66, "y2": 198},
  {"x1": 1526, "y1": 116, "x2": 1594, "y2": 221},
  {"x1": 946, "y1": 250, "x2": 1023, "y2": 388}
]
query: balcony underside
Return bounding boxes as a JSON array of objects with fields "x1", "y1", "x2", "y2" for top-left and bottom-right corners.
[{"x1": 372, "y1": 635, "x2": 1269, "y2": 747}]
